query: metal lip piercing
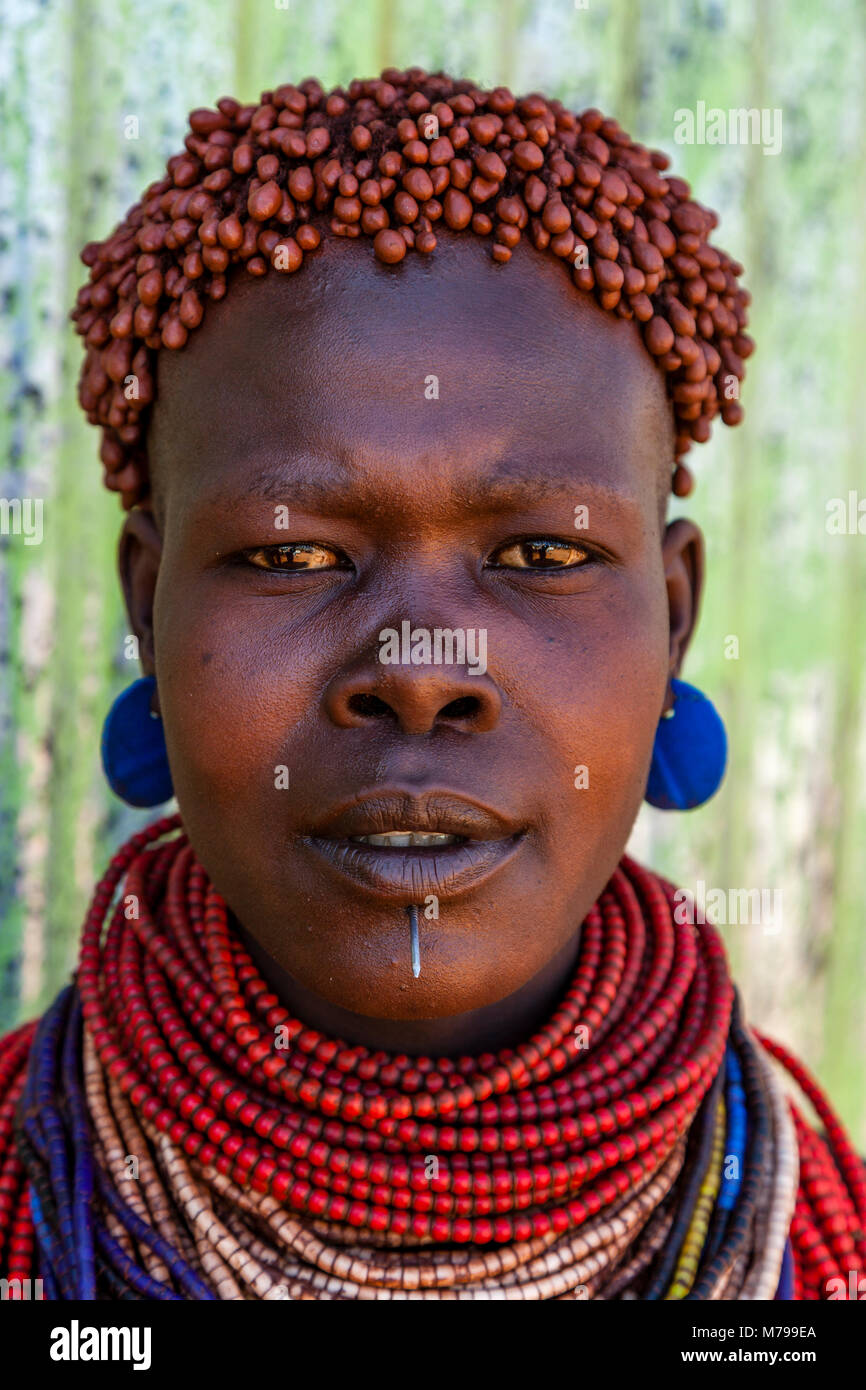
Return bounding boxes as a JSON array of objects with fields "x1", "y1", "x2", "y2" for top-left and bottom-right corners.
[{"x1": 406, "y1": 904, "x2": 421, "y2": 978}]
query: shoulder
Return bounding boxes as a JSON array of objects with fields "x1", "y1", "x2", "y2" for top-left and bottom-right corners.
[
  {"x1": 0, "y1": 1016, "x2": 38, "y2": 1085},
  {"x1": 755, "y1": 1030, "x2": 866, "y2": 1300},
  {"x1": 0, "y1": 1017, "x2": 40, "y2": 1283}
]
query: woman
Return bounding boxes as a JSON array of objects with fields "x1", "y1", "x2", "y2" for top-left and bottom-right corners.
[{"x1": 0, "y1": 66, "x2": 862, "y2": 1301}]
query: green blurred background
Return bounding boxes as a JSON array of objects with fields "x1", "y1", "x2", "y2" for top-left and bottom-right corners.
[{"x1": 1, "y1": 0, "x2": 864, "y2": 1142}]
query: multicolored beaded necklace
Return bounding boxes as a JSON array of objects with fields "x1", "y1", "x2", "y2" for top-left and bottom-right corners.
[{"x1": 0, "y1": 814, "x2": 863, "y2": 1299}]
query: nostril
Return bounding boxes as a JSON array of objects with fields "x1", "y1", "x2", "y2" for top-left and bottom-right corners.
[
  {"x1": 348, "y1": 693, "x2": 393, "y2": 718},
  {"x1": 331, "y1": 679, "x2": 499, "y2": 734},
  {"x1": 440, "y1": 696, "x2": 480, "y2": 720}
]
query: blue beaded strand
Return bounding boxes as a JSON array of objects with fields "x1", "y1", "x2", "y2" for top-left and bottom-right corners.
[
  {"x1": 699, "y1": 1043, "x2": 748, "y2": 1265},
  {"x1": 642, "y1": 1060, "x2": 726, "y2": 1300},
  {"x1": 21, "y1": 987, "x2": 79, "y2": 1295},
  {"x1": 28, "y1": 1185, "x2": 61, "y2": 1297},
  {"x1": 16, "y1": 981, "x2": 213, "y2": 1299},
  {"x1": 94, "y1": 1222, "x2": 184, "y2": 1301},
  {"x1": 685, "y1": 996, "x2": 772, "y2": 1300},
  {"x1": 717, "y1": 1046, "x2": 747, "y2": 1211},
  {"x1": 36, "y1": 1235, "x2": 60, "y2": 1302},
  {"x1": 774, "y1": 1237, "x2": 795, "y2": 1300},
  {"x1": 61, "y1": 990, "x2": 97, "y2": 1299},
  {"x1": 94, "y1": 1163, "x2": 215, "y2": 1301}
]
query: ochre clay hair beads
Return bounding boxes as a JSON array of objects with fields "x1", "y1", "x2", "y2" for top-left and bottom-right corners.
[{"x1": 71, "y1": 67, "x2": 754, "y2": 510}]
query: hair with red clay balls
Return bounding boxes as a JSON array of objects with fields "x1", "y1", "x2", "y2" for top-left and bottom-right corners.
[{"x1": 71, "y1": 67, "x2": 754, "y2": 511}]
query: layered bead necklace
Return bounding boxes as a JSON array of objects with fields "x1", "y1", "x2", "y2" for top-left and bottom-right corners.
[{"x1": 1, "y1": 814, "x2": 863, "y2": 1299}]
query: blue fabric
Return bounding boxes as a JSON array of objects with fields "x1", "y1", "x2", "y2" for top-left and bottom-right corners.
[
  {"x1": 645, "y1": 678, "x2": 727, "y2": 810},
  {"x1": 101, "y1": 675, "x2": 173, "y2": 807}
]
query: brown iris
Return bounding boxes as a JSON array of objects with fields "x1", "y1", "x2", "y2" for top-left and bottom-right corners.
[{"x1": 490, "y1": 538, "x2": 590, "y2": 569}]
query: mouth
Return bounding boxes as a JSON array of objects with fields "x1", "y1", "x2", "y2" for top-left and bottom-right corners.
[
  {"x1": 300, "y1": 791, "x2": 525, "y2": 901},
  {"x1": 348, "y1": 830, "x2": 463, "y2": 848}
]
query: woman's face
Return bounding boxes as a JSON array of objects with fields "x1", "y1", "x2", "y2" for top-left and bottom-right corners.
[{"x1": 122, "y1": 230, "x2": 702, "y2": 1053}]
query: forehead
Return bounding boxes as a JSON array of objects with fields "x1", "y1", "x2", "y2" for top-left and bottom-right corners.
[{"x1": 147, "y1": 230, "x2": 673, "y2": 521}]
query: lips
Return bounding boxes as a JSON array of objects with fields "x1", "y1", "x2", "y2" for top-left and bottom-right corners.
[
  {"x1": 309, "y1": 791, "x2": 519, "y2": 842},
  {"x1": 300, "y1": 790, "x2": 524, "y2": 901}
]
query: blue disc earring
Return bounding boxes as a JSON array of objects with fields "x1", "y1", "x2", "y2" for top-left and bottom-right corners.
[
  {"x1": 101, "y1": 675, "x2": 174, "y2": 808},
  {"x1": 645, "y1": 678, "x2": 727, "y2": 811}
]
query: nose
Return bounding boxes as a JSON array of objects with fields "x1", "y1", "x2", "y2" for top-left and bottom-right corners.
[{"x1": 323, "y1": 657, "x2": 502, "y2": 735}]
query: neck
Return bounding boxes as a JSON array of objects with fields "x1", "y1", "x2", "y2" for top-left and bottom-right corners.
[{"x1": 230, "y1": 912, "x2": 583, "y2": 1055}]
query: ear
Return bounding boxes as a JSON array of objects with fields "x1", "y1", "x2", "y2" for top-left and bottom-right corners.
[
  {"x1": 661, "y1": 517, "x2": 704, "y2": 713},
  {"x1": 118, "y1": 503, "x2": 162, "y2": 698}
]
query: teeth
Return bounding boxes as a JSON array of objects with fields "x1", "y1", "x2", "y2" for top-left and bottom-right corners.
[{"x1": 349, "y1": 831, "x2": 462, "y2": 848}]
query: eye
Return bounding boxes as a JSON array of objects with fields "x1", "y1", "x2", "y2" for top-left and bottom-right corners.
[
  {"x1": 488, "y1": 538, "x2": 592, "y2": 570},
  {"x1": 242, "y1": 542, "x2": 349, "y2": 572}
]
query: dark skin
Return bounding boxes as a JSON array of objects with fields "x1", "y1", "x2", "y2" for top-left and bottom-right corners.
[{"x1": 119, "y1": 229, "x2": 703, "y2": 1056}]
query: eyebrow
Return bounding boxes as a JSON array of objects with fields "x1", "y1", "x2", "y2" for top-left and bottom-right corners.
[{"x1": 195, "y1": 456, "x2": 644, "y2": 518}]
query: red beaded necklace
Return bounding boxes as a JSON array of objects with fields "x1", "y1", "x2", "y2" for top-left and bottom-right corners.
[
  {"x1": 1, "y1": 811, "x2": 863, "y2": 1300},
  {"x1": 77, "y1": 814, "x2": 732, "y2": 1245}
]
